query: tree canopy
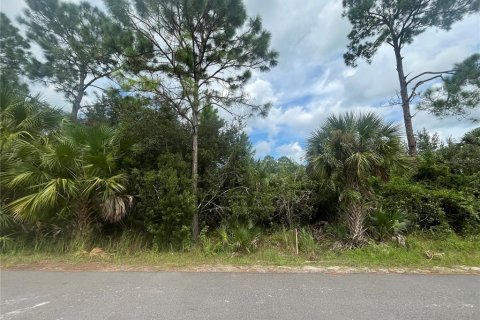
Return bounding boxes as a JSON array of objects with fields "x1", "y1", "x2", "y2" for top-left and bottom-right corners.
[
  {"x1": 105, "y1": 0, "x2": 278, "y2": 240},
  {"x1": 0, "y1": 13, "x2": 30, "y2": 92},
  {"x1": 343, "y1": 0, "x2": 478, "y2": 67},
  {"x1": 342, "y1": 0, "x2": 479, "y2": 156},
  {"x1": 19, "y1": 0, "x2": 132, "y2": 120},
  {"x1": 419, "y1": 53, "x2": 480, "y2": 121}
]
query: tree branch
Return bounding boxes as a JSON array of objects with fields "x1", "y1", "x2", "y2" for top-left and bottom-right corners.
[{"x1": 406, "y1": 70, "x2": 454, "y2": 85}]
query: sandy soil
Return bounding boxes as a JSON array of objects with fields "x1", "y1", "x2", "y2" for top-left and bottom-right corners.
[{"x1": 3, "y1": 261, "x2": 480, "y2": 274}]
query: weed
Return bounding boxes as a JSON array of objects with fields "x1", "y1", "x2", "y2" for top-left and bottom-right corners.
[{"x1": 1, "y1": 233, "x2": 479, "y2": 269}]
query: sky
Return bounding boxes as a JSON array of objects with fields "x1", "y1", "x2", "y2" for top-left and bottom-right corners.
[{"x1": 2, "y1": 0, "x2": 479, "y2": 162}]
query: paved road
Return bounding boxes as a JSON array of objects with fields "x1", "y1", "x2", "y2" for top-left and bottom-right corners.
[{"x1": 0, "y1": 271, "x2": 479, "y2": 320}]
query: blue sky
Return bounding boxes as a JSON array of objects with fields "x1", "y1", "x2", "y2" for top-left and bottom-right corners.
[
  {"x1": 241, "y1": 0, "x2": 480, "y2": 161},
  {"x1": 2, "y1": 0, "x2": 480, "y2": 162}
]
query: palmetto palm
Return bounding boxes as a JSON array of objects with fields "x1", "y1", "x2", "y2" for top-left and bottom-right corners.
[
  {"x1": 1, "y1": 88, "x2": 62, "y2": 226},
  {"x1": 2, "y1": 122, "x2": 133, "y2": 234},
  {"x1": 0, "y1": 88, "x2": 62, "y2": 151},
  {"x1": 307, "y1": 112, "x2": 407, "y2": 244}
]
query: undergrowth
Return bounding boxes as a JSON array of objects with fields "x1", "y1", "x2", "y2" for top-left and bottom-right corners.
[{"x1": 1, "y1": 229, "x2": 479, "y2": 269}]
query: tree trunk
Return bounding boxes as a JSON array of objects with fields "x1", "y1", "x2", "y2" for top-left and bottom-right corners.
[
  {"x1": 346, "y1": 200, "x2": 367, "y2": 246},
  {"x1": 394, "y1": 46, "x2": 417, "y2": 156},
  {"x1": 75, "y1": 201, "x2": 92, "y2": 237},
  {"x1": 191, "y1": 88, "x2": 200, "y2": 243},
  {"x1": 71, "y1": 93, "x2": 83, "y2": 121},
  {"x1": 71, "y1": 73, "x2": 86, "y2": 121}
]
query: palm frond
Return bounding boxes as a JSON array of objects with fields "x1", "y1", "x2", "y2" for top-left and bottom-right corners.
[
  {"x1": 101, "y1": 195, "x2": 133, "y2": 223},
  {"x1": 307, "y1": 111, "x2": 408, "y2": 189}
]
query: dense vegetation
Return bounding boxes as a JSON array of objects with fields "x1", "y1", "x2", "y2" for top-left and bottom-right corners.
[{"x1": 0, "y1": 0, "x2": 479, "y2": 263}]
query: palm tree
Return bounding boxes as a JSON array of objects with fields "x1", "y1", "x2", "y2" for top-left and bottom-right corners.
[
  {"x1": 0, "y1": 88, "x2": 62, "y2": 152},
  {"x1": 306, "y1": 112, "x2": 407, "y2": 245},
  {"x1": 2, "y1": 122, "x2": 133, "y2": 235},
  {"x1": 1, "y1": 88, "x2": 63, "y2": 229}
]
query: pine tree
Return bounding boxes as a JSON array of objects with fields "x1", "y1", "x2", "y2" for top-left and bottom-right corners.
[
  {"x1": 105, "y1": 0, "x2": 278, "y2": 241},
  {"x1": 20, "y1": 0, "x2": 132, "y2": 120},
  {"x1": 342, "y1": 0, "x2": 479, "y2": 155}
]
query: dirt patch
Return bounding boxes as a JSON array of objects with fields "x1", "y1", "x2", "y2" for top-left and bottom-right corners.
[{"x1": 3, "y1": 262, "x2": 480, "y2": 274}]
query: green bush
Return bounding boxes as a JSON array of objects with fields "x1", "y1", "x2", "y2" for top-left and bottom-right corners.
[
  {"x1": 226, "y1": 222, "x2": 261, "y2": 253},
  {"x1": 130, "y1": 154, "x2": 195, "y2": 249},
  {"x1": 208, "y1": 222, "x2": 262, "y2": 254},
  {"x1": 379, "y1": 178, "x2": 479, "y2": 234},
  {"x1": 266, "y1": 227, "x2": 318, "y2": 254},
  {"x1": 368, "y1": 207, "x2": 408, "y2": 241},
  {"x1": 267, "y1": 228, "x2": 295, "y2": 251},
  {"x1": 199, "y1": 226, "x2": 221, "y2": 255},
  {"x1": 322, "y1": 223, "x2": 350, "y2": 240}
]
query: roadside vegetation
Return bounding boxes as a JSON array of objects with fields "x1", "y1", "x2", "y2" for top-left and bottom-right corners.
[
  {"x1": 2, "y1": 233, "x2": 480, "y2": 270},
  {"x1": 1, "y1": 0, "x2": 479, "y2": 270}
]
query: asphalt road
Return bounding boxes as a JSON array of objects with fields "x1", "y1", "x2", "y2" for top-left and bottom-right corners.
[{"x1": 1, "y1": 271, "x2": 479, "y2": 320}]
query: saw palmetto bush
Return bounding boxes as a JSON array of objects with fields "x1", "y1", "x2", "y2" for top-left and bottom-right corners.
[
  {"x1": 369, "y1": 207, "x2": 409, "y2": 242},
  {"x1": 306, "y1": 112, "x2": 408, "y2": 245},
  {"x1": 215, "y1": 222, "x2": 261, "y2": 254},
  {"x1": 2, "y1": 114, "x2": 134, "y2": 236},
  {"x1": 0, "y1": 88, "x2": 62, "y2": 151},
  {"x1": 1, "y1": 88, "x2": 63, "y2": 238}
]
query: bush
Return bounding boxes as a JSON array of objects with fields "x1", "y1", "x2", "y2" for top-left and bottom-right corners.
[
  {"x1": 222, "y1": 222, "x2": 261, "y2": 253},
  {"x1": 130, "y1": 154, "x2": 195, "y2": 250},
  {"x1": 196, "y1": 221, "x2": 264, "y2": 255},
  {"x1": 368, "y1": 207, "x2": 408, "y2": 241},
  {"x1": 379, "y1": 178, "x2": 479, "y2": 234}
]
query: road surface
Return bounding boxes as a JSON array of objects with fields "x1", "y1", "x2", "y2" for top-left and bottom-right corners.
[{"x1": 1, "y1": 271, "x2": 479, "y2": 319}]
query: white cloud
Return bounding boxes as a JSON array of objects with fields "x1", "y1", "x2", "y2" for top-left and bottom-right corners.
[
  {"x1": 412, "y1": 106, "x2": 480, "y2": 142},
  {"x1": 29, "y1": 82, "x2": 66, "y2": 109},
  {"x1": 342, "y1": 68, "x2": 356, "y2": 78},
  {"x1": 245, "y1": 78, "x2": 278, "y2": 106},
  {"x1": 243, "y1": 0, "x2": 350, "y2": 102},
  {"x1": 275, "y1": 142, "x2": 305, "y2": 163},
  {"x1": 303, "y1": 1, "x2": 350, "y2": 59},
  {"x1": 253, "y1": 140, "x2": 273, "y2": 159},
  {"x1": 246, "y1": 95, "x2": 400, "y2": 144},
  {"x1": 1, "y1": 0, "x2": 26, "y2": 17}
]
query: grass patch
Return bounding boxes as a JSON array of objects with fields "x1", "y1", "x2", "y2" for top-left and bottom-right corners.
[{"x1": 1, "y1": 233, "x2": 479, "y2": 270}]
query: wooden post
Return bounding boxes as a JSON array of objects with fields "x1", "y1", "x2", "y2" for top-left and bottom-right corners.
[{"x1": 295, "y1": 228, "x2": 299, "y2": 255}]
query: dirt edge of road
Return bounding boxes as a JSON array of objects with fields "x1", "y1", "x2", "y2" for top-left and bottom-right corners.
[{"x1": 2, "y1": 262, "x2": 480, "y2": 274}]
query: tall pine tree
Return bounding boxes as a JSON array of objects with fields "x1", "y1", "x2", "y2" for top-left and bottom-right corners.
[
  {"x1": 342, "y1": 0, "x2": 479, "y2": 155},
  {"x1": 105, "y1": 0, "x2": 278, "y2": 241},
  {"x1": 20, "y1": 0, "x2": 132, "y2": 120}
]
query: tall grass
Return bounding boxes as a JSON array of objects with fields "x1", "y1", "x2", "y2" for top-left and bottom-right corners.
[
  {"x1": 267, "y1": 227, "x2": 318, "y2": 255},
  {"x1": 2, "y1": 231, "x2": 152, "y2": 255},
  {"x1": 2, "y1": 229, "x2": 479, "y2": 269}
]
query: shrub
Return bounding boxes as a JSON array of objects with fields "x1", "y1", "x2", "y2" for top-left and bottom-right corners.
[
  {"x1": 379, "y1": 178, "x2": 479, "y2": 234},
  {"x1": 368, "y1": 207, "x2": 408, "y2": 241},
  {"x1": 227, "y1": 222, "x2": 261, "y2": 253},
  {"x1": 267, "y1": 227, "x2": 318, "y2": 254},
  {"x1": 130, "y1": 154, "x2": 195, "y2": 249},
  {"x1": 199, "y1": 226, "x2": 221, "y2": 255},
  {"x1": 213, "y1": 222, "x2": 261, "y2": 253}
]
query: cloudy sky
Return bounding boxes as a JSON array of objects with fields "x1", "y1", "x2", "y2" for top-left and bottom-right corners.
[{"x1": 2, "y1": 0, "x2": 479, "y2": 161}]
